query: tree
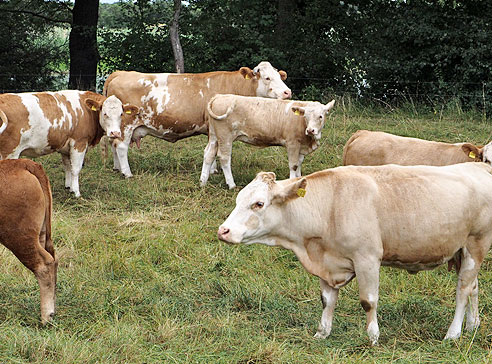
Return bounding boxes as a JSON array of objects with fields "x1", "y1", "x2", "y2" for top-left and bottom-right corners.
[
  {"x1": 68, "y1": 0, "x2": 99, "y2": 91},
  {"x1": 170, "y1": 0, "x2": 184, "y2": 73}
]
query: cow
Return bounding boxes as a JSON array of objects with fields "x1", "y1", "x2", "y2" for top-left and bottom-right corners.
[
  {"x1": 343, "y1": 130, "x2": 483, "y2": 166},
  {"x1": 218, "y1": 163, "x2": 492, "y2": 345},
  {"x1": 0, "y1": 159, "x2": 57, "y2": 324},
  {"x1": 200, "y1": 95, "x2": 335, "y2": 189},
  {"x1": 0, "y1": 90, "x2": 138, "y2": 197},
  {"x1": 482, "y1": 141, "x2": 492, "y2": 164},
  {"x1": 103, "y1": 61, "x2": 291, "y2": 178}
]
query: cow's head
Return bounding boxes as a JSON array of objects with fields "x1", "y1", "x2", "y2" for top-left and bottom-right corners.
[
  {"x1": 218, "y1": 172, "x2": 307, "y2": 245},
  {"x1": 240, "y1": 61, "x2": 291, "y2": 100},
  {"x1": 464, "y1": 143, "x2": 484, "y2": 162},
  {"x1": 292, "y1": 100, "x2": 336, "y2": 140},
  {"x1": 85, "y1": 95, "x2": 139, "y2": 140},
  {"x1": 478, "y1": 142, "x2": 492, "y2": 165}
]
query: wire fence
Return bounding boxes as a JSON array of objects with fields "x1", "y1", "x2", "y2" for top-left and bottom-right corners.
[{"x1": 0, "y1": 73, "x2": 489, "y2": 111}]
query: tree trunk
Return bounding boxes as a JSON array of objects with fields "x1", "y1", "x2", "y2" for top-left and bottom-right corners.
[
  {"x1": 170, "y1": 0, "x2": 184, "y2": 73},
  {"x1": 68, "y1": 0, "x2": 99, "y2": 91},
  {"x1": 275, "y1": 0, "x2": 297, "y2": 47}
]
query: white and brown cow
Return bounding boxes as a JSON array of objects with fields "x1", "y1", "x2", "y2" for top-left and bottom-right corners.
[
  {"x1": 0, "y1": 159, "x2": 57, "y2": 324},
  {"x1": 103, "y1": 61, "x2": 291, "y2": 178},
  {"x1": 0, "y1": 90, "x2": 138, "y2": 197},
  {"x1": 343, "y1": 130, "x2": 483, "y2": 166},
  {"x1": 200, "y1": 95, "x2": 335, "y2": 189},
  {"x1": 218, "y1": 163, "x2": 492, "y2": 344}
]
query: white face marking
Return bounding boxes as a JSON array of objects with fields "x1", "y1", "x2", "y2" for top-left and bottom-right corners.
[
  {"x1": 482, "y1": 142, "x2": 492, "y2": 164},
  {"x1": 253, "y1": 61, "x2": 291, "y2": 99},
  {"x1": 302, "y1": 100, "x2": 335, "y2": 140},
  {"x1": 100, "y1": 95, "x2": 125, "y2": 137},
  {"x1": 220, "y1": 178, "x2": 272, "y2": 244}
]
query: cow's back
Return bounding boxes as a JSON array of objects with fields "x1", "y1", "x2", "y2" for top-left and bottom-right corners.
[
  {"x1": 209, "y1": 95, "x2": 310, "y2": 142},
  {"x1": 302, "y1": 163, "x2": 492, "y2": 268},
  {"x1": 343, "y1": 130, "x2": 472, "y2": 166}
]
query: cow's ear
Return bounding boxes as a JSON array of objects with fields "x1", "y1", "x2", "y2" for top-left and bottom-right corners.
[
  {"x1": 324, "y1": 100, "x2": 336, "y2": 113},
  {"x1": 272, "y1": 178, "x2": 307, "y2": 205},
  {"x1": 278, "y1": 70, "x2": 287, "y2": 81},
  {"x1": 291, "y1": 106, "x2": 305, "y2": 116},
  {"x1": 462, "y1": 143, "x2": 482, "y2": 161},
  {"x1": 123, "y1": 104, "x2": 139, "y2": 116},
  {"x1": 240, "y1": 67, "x2": 255, "y2": 80},
  {"x1": 85, "y1": 98, "x2": 102, "y2": 112}
]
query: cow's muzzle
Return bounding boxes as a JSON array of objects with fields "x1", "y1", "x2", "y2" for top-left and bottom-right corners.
[
  {"x1": 109, "y1": 131, "x2": 122, "y2": 139},
  {"x1": 217, "y1": 226, "x2": 235, "y2": 244}
]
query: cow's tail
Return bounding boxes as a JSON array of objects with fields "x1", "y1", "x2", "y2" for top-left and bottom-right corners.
[
  {"x1": 207, "y1": 96, "x2": 234, "y2": 120},
  {"x1": 342, "y1": 129, "x2": 366, "y2": 166},
  {"x1": 0, "y1": 109, "x2": 8, "y2": 135},
  {"x1": 24, "y1": 160, "x2": 54, "y2": 260}
]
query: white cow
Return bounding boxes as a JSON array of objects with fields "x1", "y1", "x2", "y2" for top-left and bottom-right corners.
[{"x1": 218, "y1": 163, "x2": 492, "y2": 344}]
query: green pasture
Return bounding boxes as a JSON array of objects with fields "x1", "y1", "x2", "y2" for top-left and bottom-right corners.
[{"x1": 0, "y1": 101, "x2": 491, "y2": 363}]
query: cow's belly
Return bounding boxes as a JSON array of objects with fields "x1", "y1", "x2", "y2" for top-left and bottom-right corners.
[
  {"x1": 133, "y1": 123, "x2": 208, "y2": 143},
  {"x1": 380, "y1": 228, "x2": 469, "y2": 272}
]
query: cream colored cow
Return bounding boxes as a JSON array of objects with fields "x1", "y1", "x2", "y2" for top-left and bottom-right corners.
[
  {"x1": 343, "y1": 130, "x2": 482, "y2": 166},
  {"x1": 218, "y1": 163, "x2": 492, "y2": 344},
  {"x1": 200, "y1": 95, "x2": 335, "y2": 188}
]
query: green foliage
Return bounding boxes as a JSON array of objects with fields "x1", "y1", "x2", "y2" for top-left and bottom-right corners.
[
  {"x1": 0, "y1": 0, "x2": 69, "y2": 92},
  {"x1": 1, "y1": 104, "x2": 491, "y2": 362},
  {"x1": 98, "y1": 0, "x2": 174, "y2": 75}
]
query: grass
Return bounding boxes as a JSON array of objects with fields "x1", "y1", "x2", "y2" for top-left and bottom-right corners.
[{"x1": 1, "y1": 100, "x2": 492, "y2": 363}]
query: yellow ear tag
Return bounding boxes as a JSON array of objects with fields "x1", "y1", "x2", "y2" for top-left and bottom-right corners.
[
  {"x1": 294, "y1": 110, "x2": 301, "y2": 116},
  {"x1": 245, "y1": 74, "x2": 251, "y2": 80},
  {"x1": 469, "y1": 151, "x2": 476, "y2": 159},
  {"x1": 91, "y1": 105, "x2": 97, "y2": 111},
  {"x1": 296, "y1": 188, "x2": 306, "y2": 197},
  {"x1": 125, "y1": 110, "x2": 132, "y2": 114}
]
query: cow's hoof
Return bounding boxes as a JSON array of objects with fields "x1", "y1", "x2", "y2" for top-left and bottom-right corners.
[{"x1": 314, "y1": 331, "x2": 329, "y2": 339}]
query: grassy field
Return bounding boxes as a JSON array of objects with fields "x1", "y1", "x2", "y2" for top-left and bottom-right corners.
[{"x1": 0, "y1": 100, "x2": 491, "y2": 363}]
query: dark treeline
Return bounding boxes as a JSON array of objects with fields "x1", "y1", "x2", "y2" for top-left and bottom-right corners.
[{"x1": 0, "y1": 0, "x2": 491, "y2": 111}]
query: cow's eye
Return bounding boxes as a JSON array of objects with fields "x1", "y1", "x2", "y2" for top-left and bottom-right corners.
[
  {"x1": 319, "y1": 115, "x2": 323, "y2": 119},
  {"x1": 252, "y1": 201, "x2": 264, "y2": 209},
  {"x1": 265, "y1": 77, "x2": 271, "y2": 81}
]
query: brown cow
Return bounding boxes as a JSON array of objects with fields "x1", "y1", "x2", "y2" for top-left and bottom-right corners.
[
  {"x1": 218, "y1": 163, "x2": 492, "y2": 344},
  {"x1": 343, "y1": 130, "x2": 482, "y2": 166},
  {"x1": 103, "y1": 61, "x2": 291, "y2": 178},
  {"x1": 0, "y1": 159, "x2": 57, "y2": 324},
  {"x1": 0, "y1": 90, "x2": 138, "y2": 197}
]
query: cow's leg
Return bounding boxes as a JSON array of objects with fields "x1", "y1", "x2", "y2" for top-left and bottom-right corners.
[
  {"x1": 111, "y1": 142, "x2": 121, "y2": 171},
  {"x1": 354, "y1": 258, "x2": 381, "y2": 345},
  {"x1": 445, "y1": 245, "x2": 485, "y2": 339},
  {"x1": 200, "y1": 138, "x2": 218, "y2": 187},
  {"x1": 69, "y1": 146, "x2": 87, "y2": 198},
  {"x1": 210, "y1": 159, "x2": 219, "y2": 174},
  {"x1": 114, "y1": 141, "x2": 133, "y2": 178},
  {"x1": 314, "y1": 278, "x2": 339, "y2": 339},
  {"x1": 61, "y1": 154, "x2": 72, "y2": 189},
  {"x1": 286, "y1": 144, "x2": 301, "y2": 179},
  {"x1": 217, "y1": 140, "x2": 235, "y2": 189},
  {"x1": 296, "y1": 154, "x2": 305, "y2": 178},
  {"x1": 6, "y1": 234, "x2": 57, "y2": 325},
  {"x1": 465, "y1": 277, "x2": 479, "y2": 332}
]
